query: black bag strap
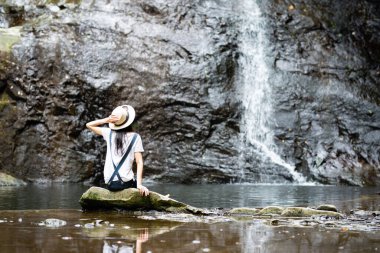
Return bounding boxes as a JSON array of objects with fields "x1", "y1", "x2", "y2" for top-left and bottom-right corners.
[{"x1": 108, "y1": 131, "x2": 138, "y2": 184}]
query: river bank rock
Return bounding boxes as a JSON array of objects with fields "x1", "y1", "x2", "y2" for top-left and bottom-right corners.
[
  {"x1": 0, "y1": 172, "x2": 27, "y2": 186},
  {"x1": 317, "y1": 204, "x2": 338, "y2": 212},
  {"x1": 281, "y1": 207, "x2": 343, "y2": 218},
  {"x1": 258, "y1": 206, "x2": 285, "y2": 215},
  {"x1": 228, "y1": 205, "x2": 343, "y2": 218},
  {"x1": 79, "y1": 186, "x2": 208, "y2": 214},
  {"x1": 229, "y1": 207, "x2": 259, "y2": 215}
]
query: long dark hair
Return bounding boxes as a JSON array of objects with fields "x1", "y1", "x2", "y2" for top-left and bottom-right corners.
[{"x1": 113, "y1": 124, "x2": 134, "y2": 156}]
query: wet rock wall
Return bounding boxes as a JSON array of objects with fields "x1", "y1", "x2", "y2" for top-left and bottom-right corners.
[{"x1": 0, "y1": 0, "x2": 379, "y2": 185}]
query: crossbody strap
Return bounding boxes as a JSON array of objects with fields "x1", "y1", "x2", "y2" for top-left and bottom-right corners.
[{"x1": 108, "y1": 131, "x2": 138, "y2": 184}]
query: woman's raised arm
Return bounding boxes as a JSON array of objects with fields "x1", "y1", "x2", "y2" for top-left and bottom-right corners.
[{"x1": 86, "y1": 115, "x2": 120, "y2": 135}]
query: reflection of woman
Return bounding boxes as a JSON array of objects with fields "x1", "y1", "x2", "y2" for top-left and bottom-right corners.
[
  {"x1": 102, "y1": 228, "x2": 149, "y2": 253},
  {"x1": 86, "y1": 105, "x2": 149, "y2": 196},
  {"x1": 103, "y1": 241, "x2": 133, "y2": 253}
]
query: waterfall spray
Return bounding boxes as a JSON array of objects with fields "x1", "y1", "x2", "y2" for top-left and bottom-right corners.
[{"x1": 237, "y1": 0, "x2": 306, "y2": 183}]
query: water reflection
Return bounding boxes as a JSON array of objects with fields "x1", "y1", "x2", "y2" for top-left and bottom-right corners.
[
  {"x1": 0, "y1": 183, "x2": 379, "y2": 212},
  {"x1": 102, "y1": 229, "x2": 148, "y2": 253},
  {"x1": 148, "y1": 184, "x2": 380, "y2": 212},
  {"x1": 0, "y1": 209, "x2": 378, "y2": 253},
  {"x1": 0, "y1": 183, "x2": 88, "y2": 210}
]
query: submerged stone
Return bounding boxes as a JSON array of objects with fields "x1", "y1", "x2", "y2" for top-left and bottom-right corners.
[
  {"x1": 281, "y1": 207, "x2": 343, "y2": 218},
  {"x1": 43, "y1": 218, "x2": 67, "y2": 228},
  {"x1": 79, "y1": 187, "x2": 208, "y2": 214},
  {"x1": 0, "y1": 172, "x2": 27, "y2": 186}
]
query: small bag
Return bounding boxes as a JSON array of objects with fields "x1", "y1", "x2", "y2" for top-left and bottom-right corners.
[{"x1": 107, "y1": 179, "x2": 137, "y2": 192}]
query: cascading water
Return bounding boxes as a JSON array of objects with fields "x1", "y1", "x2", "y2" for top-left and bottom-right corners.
[{"x1": 236, "y1": 0, "x2": 307, "y2": 183}]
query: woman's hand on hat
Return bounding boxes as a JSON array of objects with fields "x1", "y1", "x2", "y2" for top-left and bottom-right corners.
[
  {"x1": 137, "y1": 185, "x2": 149, "y2": 196},
  {"x1": 107, "y1": 114, "x2": 121, "y2": 123}
]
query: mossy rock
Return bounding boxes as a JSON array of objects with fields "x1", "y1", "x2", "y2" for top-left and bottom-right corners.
[
  {"x1": 229, "y1": 207, "x2": 259, "y2": 215},
  {"x1": 257, "y1": 206, "x2": 285, "y2": 215},
  {"x1": 0, "y1": 92, "x2": 10, "y2": 111},
  {"x1": 281, "y1": 207, "x2": 343, "y2": 218},
  {"x1": 79, "y1": 187, "x2": 208, "y2": 214},
  {"x1": 0, "y1": 26, "x2": 21, "y2": 53},
  {"x1": 316, "y1": 204, "x2": 338, "y2": 212},
  {"x1": 0, "y1": 172, "x2": 27, "y2": 186}
]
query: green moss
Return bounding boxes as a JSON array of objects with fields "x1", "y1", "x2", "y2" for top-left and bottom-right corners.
[
  {"x1": 281, "y1": 207, "x2": 343, "y2": 218},
  {"x1": 79, "y1": 187, "x2": 208, "y2": 214},
  {"x1": 316, "y1": 204, "x2": 338, "y2": 212},
  {"x1": 0, "y1": 92, "x2": 10, "y2": 111},
  {"x1": 229, "y1": 207, "x2": 259, "y2": 215},
  {"x1": 39, "y1": 0, "x2": 82, "y2": 4},
  {"x1": 65, "y1": 0, "x2": 82, "y2": 4},
  {"x1": 0, "y1": 26, "x2": 21, "y2": 53},
  {"x1": 258, "y1": 206, "x2": 285, "y2": 215}
]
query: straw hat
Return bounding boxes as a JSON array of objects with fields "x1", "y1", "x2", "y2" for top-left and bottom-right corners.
[{"x1": 108, "y1": 105, "x2": 136, "y2": 130}]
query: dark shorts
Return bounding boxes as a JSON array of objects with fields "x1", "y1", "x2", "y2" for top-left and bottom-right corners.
[{"x1": 106, "y1": 179, "x2": 137, "y2": 192}]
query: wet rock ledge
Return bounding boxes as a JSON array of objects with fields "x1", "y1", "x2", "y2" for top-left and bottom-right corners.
[
  {"x1": 79, "y1": 187, "x2": 208, "y2": 215},
  {"x1": 80, "y1": 187, "x2": 343, "y2": 219}
]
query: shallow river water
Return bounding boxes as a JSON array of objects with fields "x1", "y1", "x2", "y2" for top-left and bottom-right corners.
[{"x1": 0, "y1": 184, "x2": 379, "y2": 253}]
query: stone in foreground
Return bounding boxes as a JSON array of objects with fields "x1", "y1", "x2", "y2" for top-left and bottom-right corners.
[{"x1": 79, "y1": 187, "x2": 208, "y2": 214}]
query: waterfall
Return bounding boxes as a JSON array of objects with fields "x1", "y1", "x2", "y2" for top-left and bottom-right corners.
[{"x1": 236, "y1": 0, "x2": 307, "y2": 183}]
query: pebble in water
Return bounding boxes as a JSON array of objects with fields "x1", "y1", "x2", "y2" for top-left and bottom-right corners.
[
  {"x1": 84, "y1": 223, "x2": 95, "y2": 229},
  {"x1": 44, "y1": 219, "x2": 67, "y2": 228},
  {"x1": 95, "y1": 220, "x2": 103, "y2": 226}
]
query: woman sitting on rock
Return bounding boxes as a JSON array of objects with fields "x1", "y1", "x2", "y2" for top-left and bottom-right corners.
[{"x1": 86, "y1": 105, "x2": 149, "y2": 196}]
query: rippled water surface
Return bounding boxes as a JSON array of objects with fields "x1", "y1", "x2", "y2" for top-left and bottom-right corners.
[
  {"x1": 0, "y1": 209, "x2": 379, "y2": 253},
  {"x1": 0, "y1": 184, "x2": 379, "y2": 253},
  {"x1": 0, "y1": 183, "x2": 379, "y2": 212}
]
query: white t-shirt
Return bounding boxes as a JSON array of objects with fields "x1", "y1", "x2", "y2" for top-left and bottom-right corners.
[{"x1": 101, "y1": 127, "x2": 144, "y2": 183}]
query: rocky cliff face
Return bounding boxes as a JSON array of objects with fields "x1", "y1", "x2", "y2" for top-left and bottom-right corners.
[
  {"x1": 0, "y1": 0, "x2": 379, "y2": 185},
  {"x1": 266, "y1": 0, "x2": 380, "y2": 185}
]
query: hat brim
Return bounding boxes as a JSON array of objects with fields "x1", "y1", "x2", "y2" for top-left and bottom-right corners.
[{"x1": 109, "y1": 105, "x2": 136, "y2": 130}]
